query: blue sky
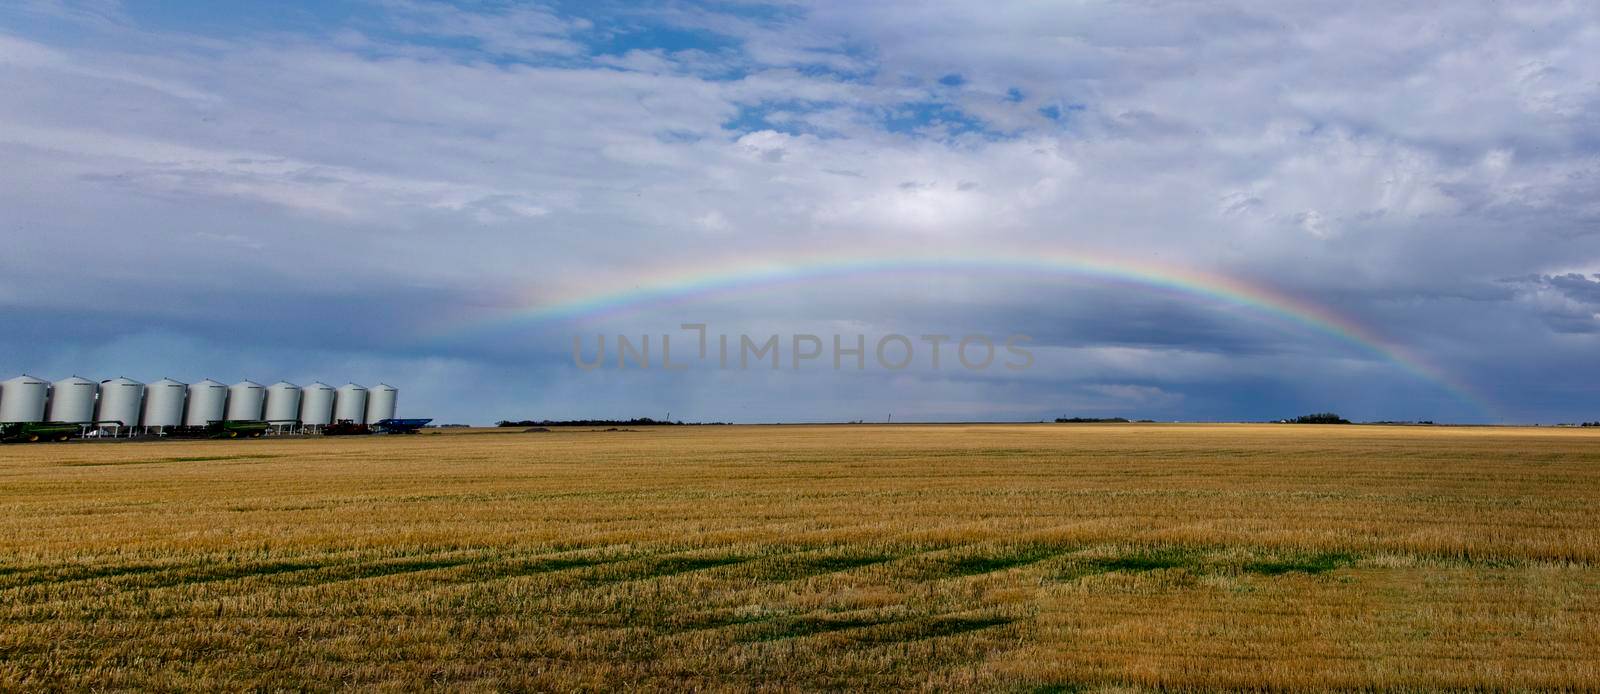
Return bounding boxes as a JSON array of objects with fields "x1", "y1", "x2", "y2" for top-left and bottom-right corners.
[{"x1": 2, "y1": 0, "x2": 1599, "y2": 424}]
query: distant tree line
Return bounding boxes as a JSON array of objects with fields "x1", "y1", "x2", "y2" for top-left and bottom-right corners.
[
  {"x1": 1582, "y1": 421, "x2": 1600, "y2": 427},
  {"x1": 496, "y1": 418, "x2": 727, "y2": 427},
  {"x1": 1283, "y1": 412, "x2": 1351, "y2": 424},
  {"x1": 1055, "y1": 417, "x2": 1131, "y2": 423}
]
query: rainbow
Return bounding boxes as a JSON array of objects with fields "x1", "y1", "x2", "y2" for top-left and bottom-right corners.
[{"x1": 438, "y1": 248, "x2": 1493, "y2": 415}]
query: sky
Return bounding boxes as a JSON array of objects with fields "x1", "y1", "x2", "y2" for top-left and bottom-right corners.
[{"x1": 2, "y1": 0, "x2": 1598, "y2": 425}]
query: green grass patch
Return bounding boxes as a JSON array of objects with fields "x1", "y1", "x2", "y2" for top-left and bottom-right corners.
[
  {"x1": 451, "y1": 552, "x2": 640, "y2": 583},
  {"x1": 643, "y1": 555, "x2": 749, "y2": 576},
  {"x1": 747, "y1": 551, "x2": 901, "y2": 581},
  {"x1": 0, "y1": 559, "x2": 334, "y2": 599},
  {"x1": 905, "y1": 543, "x2": 1069, "y2": 580},
  {"x1": 742, "y1": 614, "x2": 890, "y2": 642},
  {"x1": 1053, "y1": 547, "x2": 1204, "y2": 581},
  {"x1": 853, "y1": 615, "x2": 1015, "y2": 644},
  {"x1": 1054, "y1": 547, "x2": 1356, "y2": 582},
  {"x1": 1026, "y1": 684, "x2": 1089, "y2": 694},
  {"x1": 1096, "y1": 548, "x2": 1199, "y2": 572},
  {"x1": 662, "y1": 610, "x2": 776, "y2": 633},
  {"x1": 584, "y1": 554, "x2": 753, "y2": 585},
  {"x1": 317, "y1": 556, "x2": 479, "y2": 583},
  {"x1": 1241, "y1": 552, "x2": 1354, "y2": 575},
  {"x1": 0, "y1": 562, "x2": 174, "y2": 589}
]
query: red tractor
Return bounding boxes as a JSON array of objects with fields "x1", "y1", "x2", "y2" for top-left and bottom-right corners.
[{"x1": 321, "y1": 419, "x2": 371, "y2": 436}]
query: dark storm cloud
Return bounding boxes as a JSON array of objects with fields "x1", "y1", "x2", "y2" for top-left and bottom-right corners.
[{"x1": 1544, "y1": 273, "x2": 1600, "y2": 306}]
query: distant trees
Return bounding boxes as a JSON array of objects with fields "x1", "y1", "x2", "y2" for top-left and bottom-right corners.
[
  {"x1": 498, "y1": 418, "x2": 673, "y2": 427},
  {"x1": 1055, "y1": 417, "x2": 1131, "y2": 423},
  {"x1": 495, "y1": 418, "x2": 729, "y2": 427},
  {"x1": 1286, "y1": 412, "x2": 1351, "y2": 424}
]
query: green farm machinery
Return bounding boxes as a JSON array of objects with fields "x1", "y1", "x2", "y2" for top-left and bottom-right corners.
[
  {"x1": 166, "y1": 420, "x2": 270, "y2": 439},
  {"x1": 0, "y1": 422, "x2": 80, "y2": 443}
]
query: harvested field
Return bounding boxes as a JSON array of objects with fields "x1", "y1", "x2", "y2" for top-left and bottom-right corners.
[{"x1": 1, "y1": 424, "x2": 1598, "y2": 690}]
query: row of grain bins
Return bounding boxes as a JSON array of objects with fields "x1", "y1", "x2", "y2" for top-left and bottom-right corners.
[{"x1": 0, "y1": 375, "x2": 397, "y2": 434}]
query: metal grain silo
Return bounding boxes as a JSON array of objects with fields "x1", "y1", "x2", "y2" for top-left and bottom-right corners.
[
  {"x1": 0, "y1": 375, "x2": 49, "y2": 423},
  {"x1": 138, "y1": 378, "x2": 184, "y2": 428},
  {"x1": 46, "y1": 376, "x2": 97, "y2": 424},
  {"x1": 366, "y1": 383, "x2": 397, "y2": 423},
  {"x1": 299, "y1": 382, "x2": 335, "y2": 426},
  {"x1": 184, "y1": 379, "x2": 228, "y2": 426},
  {"x1": 98, "y1": 377, "x2": 146, "y2": 428},
  {"x1": 264, "y1": 382, "x2": 302, "y2": 423},
  {"x1": 334, "y1": 383, "x2": 368, "y2": 424},
  {"x1": 226, "y1": 380, "x2": 266, "y2": 421}
]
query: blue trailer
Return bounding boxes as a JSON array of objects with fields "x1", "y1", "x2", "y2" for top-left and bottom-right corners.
[{"x1": 372, "y1": 418, "x2": 433, "y2": 434}]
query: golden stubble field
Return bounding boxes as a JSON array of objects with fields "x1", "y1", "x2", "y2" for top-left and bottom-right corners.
[{"x1": 1, "y1": 423, "x2": 1598, "y2": 691}]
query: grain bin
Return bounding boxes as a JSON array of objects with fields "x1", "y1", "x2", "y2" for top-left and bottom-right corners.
[
  {"x1": 366, "y1": 384, "x2": 398, "y2": 423},
  {"x1": 264, "y1": 382, "x2": 302, "y2": 423},
  {"x1": 46, "y1": 376, "x2": 98, "y2": 424},
  {"x1": 299, "y1": 382, "x2": 335, "y2": 426},
  {"x1": 140, "y1": 378, "x2": 186, "y2": 429},
  {"x1": 98, "y1": 377, "x2": 146, "y2": 428},
  {"x1": 184, "y1": 379, "x2": 228, "y2": 426},
  {"x1": 226, "y1": 380, "x2": 266, "y2": 421},
  {"x1": 0, "y1": 375, "x2": 49, "y2": 423},
  {"x1": 334, "y1": 383, "x2": 368, "y2": 424}
]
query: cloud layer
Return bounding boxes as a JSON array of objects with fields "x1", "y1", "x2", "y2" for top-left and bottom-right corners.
[{"x1": 2, "y1": 0, "x2": 1598, "y2": 423}]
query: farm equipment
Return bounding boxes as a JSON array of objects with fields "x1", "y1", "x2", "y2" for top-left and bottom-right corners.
[
  {"x1": 166, "y1": 420, "x2": 270, "y2": 439},
  {"x1": 322, "y1": 419, "x2": 371, "y2": 436},
  {"x1": 372, "y1": 418, "x2": 433, "y2": 434},
  {"x1": 0, "y1": 422, "x2": 80, "y2": 443}
]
